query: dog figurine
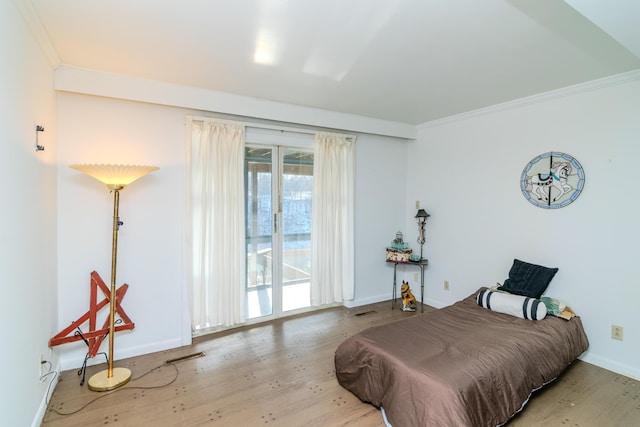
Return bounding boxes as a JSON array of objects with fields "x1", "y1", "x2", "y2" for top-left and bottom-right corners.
[{"x1": 401, "y1": 281, "x2": 417, "y2": 312}]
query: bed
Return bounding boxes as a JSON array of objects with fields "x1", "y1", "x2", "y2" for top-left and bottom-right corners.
[{"x1": 334, "y1": 289, "x2": 589, "y2": 426}]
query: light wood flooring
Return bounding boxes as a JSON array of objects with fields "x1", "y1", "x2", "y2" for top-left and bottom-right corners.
[{"x1": 42, "y1": 301, "x2": 640, "y2": 426}]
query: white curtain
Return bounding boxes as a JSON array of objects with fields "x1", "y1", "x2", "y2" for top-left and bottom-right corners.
[
  {"x1": 186, "y1": 118, "x2": 246, "y2": 329},
  {"x1": 311, "y1": 131, "x2": 356, "y2": 305}
]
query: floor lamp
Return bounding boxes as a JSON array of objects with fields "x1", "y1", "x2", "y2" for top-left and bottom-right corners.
[{"x1": 70, "y1": 164, "x2": 159, "y2": 391}]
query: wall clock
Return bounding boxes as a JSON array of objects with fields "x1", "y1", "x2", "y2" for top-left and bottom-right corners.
[{"x1": 520, "y1": 152, "x2": 585, "y2": 209}]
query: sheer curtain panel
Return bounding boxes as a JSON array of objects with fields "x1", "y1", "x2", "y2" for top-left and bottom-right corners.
[
  {"x1": 311, "y1": 131, "x2": 356, "y2": 306},
  {"x1": 186, "y1": 118, "x2": 246, "y2": 329}
]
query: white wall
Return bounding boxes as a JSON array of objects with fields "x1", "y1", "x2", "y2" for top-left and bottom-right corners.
[
  {"x1": 0, "y1": 2, "x2": 58, "y2": 426},
  {"x1": 55, "y1": 91, "x2": 408, "y2": 370},
  {"x1": 353, "y1": 134, "x2": 409, "y2": 306},
  {"x1": 57, "y1": 94, "x2": 187, "y2": 368},
  {"x1": 407, "y1": 73, "x2": 640, "y2": 379}
]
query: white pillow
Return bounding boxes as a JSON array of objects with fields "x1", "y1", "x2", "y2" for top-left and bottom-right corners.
[{"x1": 477, "y1": 289, "x2": 547, "y2": 320}]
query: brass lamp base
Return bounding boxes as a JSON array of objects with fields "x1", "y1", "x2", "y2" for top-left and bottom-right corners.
[{"x1": 88, "y1": 367, "x2": 132, "y2": 391}]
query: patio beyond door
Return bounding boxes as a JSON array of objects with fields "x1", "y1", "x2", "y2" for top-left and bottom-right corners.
[{"x1": 245, "y1": 146, "x2": 313, "y2": 319}]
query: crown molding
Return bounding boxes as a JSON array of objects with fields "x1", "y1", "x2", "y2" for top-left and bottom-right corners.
[
  {"x1": 55, "y1": 65, "x2": 417, "y2": 139},
  {"x1": 12, "y1": 0, "x2": 61, "y2": 68},
  {"x1": 418, "y1": 68, "x2": 640, "y2": 130}
]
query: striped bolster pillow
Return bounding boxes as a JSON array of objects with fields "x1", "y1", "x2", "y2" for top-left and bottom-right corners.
[{"x1": 477, "y1": 289, "x2": 547, "y2": 320}]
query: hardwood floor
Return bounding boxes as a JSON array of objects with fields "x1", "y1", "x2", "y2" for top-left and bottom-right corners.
[{"x1": 42, "y1": 301, "x2": 640, "y2": 426}]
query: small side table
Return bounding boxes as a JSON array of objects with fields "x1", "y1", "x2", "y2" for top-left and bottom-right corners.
[{"x1": 387, "y1": 259, "x2": 429, "y2": 312}]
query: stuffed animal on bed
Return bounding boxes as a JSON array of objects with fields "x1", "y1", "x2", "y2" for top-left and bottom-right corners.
[{"x1": 401, "y1": 281, "x2": 417, "y2": 312}]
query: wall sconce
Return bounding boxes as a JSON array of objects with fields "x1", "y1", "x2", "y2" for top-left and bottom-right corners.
[
  {"x1": 35, "y1": 125, "x2": 45, "y2": 151},
  {"x1": 415, "y1": 209, "x2": 430, "y2": 261}
]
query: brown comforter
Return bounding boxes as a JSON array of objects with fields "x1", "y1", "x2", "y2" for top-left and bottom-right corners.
[{"x1": 335, "y1": 290, "x2": 589, "y2": 426}]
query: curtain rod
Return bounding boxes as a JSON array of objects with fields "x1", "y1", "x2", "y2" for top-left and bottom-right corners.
[
  {"x1": 188, "y1": 115, "x2": 355, "y2": 141},
  {"x1": 246, "y1": 122, "x2": 356, "y2": 141},
  {"x1": 246, "y1": 122, "x2": 315, "y2": 136}
]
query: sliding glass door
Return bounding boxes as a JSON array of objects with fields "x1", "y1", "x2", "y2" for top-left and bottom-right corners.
[{"x1": 245, "y1": 146, "x2": 313, "y2": 319}]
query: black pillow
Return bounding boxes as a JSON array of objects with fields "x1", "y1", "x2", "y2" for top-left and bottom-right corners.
[{"x1": 500, "y1": 259, "x2": 558, "y2": 298}]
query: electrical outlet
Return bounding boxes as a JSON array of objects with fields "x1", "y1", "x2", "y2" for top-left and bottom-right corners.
[
  {"x1": 39, "y1": 354, "x2": 45, "y2": 376},
  {"x1": 414, "y1": 272, "x2": 419, "y2": 282},
  {"x1": 444, "y1": 280, "x2": 450, "y2": 291},
  {"x1": 611, "y1": 325, "x2": 624, "y2": 341},
  {"x1": 415, "y1": 200, "x2": 420, "y2": 209}
]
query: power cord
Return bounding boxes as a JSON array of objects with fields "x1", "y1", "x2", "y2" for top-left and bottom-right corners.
[
  {"x1": 40, "y1": 361, "x2": 58, "y2": 407},
  {"x1": 48, "y1": 362, "x2": 180, "y2": 417}
]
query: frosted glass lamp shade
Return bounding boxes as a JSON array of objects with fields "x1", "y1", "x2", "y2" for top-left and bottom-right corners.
[{"x1": 70, "y1": 164, "x2": 159, "y2": 189}]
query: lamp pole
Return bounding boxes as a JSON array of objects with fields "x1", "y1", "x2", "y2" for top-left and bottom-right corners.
[
  {"x1": 88, "y1": 184, "x2": 132, "y2": 391},
  {"x1": 107, "y1": 185, "x2": 123, "y2": 378}
]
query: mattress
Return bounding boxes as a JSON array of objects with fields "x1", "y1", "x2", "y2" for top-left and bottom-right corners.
[{"x1": 335, "y1": 289, "x2": 589, "y2": 426}]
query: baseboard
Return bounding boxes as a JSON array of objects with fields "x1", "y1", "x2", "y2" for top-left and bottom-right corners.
[
  {"x1": 114, "y1": 338, "x2": 186, "y2": 362},
  {"x1": 580, "y1": 353, "x2": 640, "y2": 381},
  {"x1": 31, "y1": 362, "x2": 60, "y2": 427},
  {"x1": 345, "y1": 294, "x2": 448, "y2": 309},
  {"x1": 58, "y1": 337, "x2": 186, "y2": 371},
  {"x1": 344, "y1": 293, "x2": 389, "y2": 308},
  {"x1": 424, "y1": 297, "x2": 446, "y2": 309}
]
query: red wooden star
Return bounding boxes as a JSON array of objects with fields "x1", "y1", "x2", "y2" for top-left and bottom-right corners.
[{"x1": 49, "y1": 271, "x2": 135, "y2": 357}]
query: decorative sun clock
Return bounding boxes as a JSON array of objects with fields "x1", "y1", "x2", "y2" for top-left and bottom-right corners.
[{"x1": 520, "y1": 152, "x2": 585, "y2": 209}]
